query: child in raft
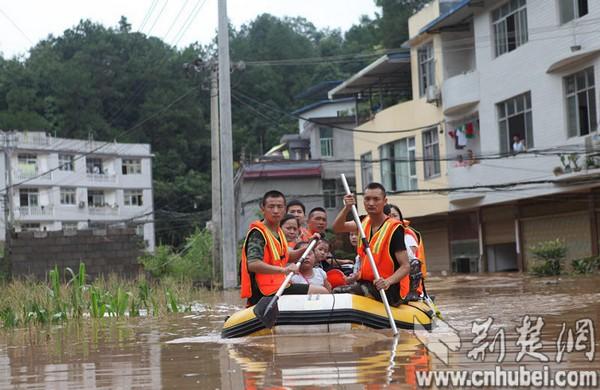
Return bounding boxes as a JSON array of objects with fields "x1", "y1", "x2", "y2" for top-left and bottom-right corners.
[{"x1": 291, "y1": 241, "x2": 332, "y2": 292}]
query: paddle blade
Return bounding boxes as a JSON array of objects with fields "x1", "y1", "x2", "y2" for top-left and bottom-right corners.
[{"x1": 253, "y1": 295, "x2": 280, "y2": 329}]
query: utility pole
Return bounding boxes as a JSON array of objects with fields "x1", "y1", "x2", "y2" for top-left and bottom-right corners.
[
  {"x1": 209, "y1": 64, "x2": 222, "y2": 285},
  {"x1": 218, "y1": 0, "x2": 237, "y2": 288},
  {"x1": 2, "y1": 132, "x2": 14, "y2": 232}
]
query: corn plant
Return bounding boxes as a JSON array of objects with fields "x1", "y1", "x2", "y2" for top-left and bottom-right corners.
[{"x1": 165, "y1": 288, "x2": 179, "y2": 313}]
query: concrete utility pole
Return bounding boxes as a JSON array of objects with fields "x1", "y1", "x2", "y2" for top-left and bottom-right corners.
[
  {"x1": 209, "y1": 64, "x2": 222, "y2": 285},
  {"x1": 218, "y1": 0, "x2": 237, "y2": 288},
  {"x1": 2, "y1": 132, "x2": 15, "y2": 231}
]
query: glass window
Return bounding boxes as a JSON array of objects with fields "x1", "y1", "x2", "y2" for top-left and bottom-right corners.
[
  {"x1": 59, "y1": 154, "x2": 74, "y2": 171},
  {"x1": 497, "y1": 92, "x2": 533, "y2": 153},
  {"x1": 124, "y1": 190, "x2": 143, "y2": 206},
  {"x1": 559, "y1": 0, "x2": 588, "y2": 24},
  {"x1": 492, "y1": 0, "x2": 528, "y2": 57},
  {"x1": 565, "y1": 67, "x2": 597, "y2": 138},
  {"x1": 62, "y1": 222, "x2": 78, "y2": 231},
  {"x1": 322, "y1": 180, "x2": 337, "y2": 209},
  {"x1": 21, "y1": 223, "x2": 41, "y2": 232},
  {"x1": 122, "y1": 159, "x2": 142, "y2": 175},
  {"x1": 86, "y1": 158, "x2": 103, "y2": 174},
  {"x1": 319, "y1": 127, "x2": 334, "y2": 157},
  {"x1": 60, "y1": 188, "x2": 76, "y2": 205},
  {"x1": 418, "y1": 42, "x2": 435, "y2": 97},
  {"x1": 379, "y1": 137, "x2": 418, "y2": 192},
  {"x1": 423, "y1": 128, "x2": 441, "y2": 178},
  {"x1": 19, "y1": 188, "x2": 39, "y2": 207},
  {"x1": 360, "y1": 152, "x2": 373, "y2": 187},
  {"x1": 88, "y1": 190, "x2": 105, "y2": 207}
]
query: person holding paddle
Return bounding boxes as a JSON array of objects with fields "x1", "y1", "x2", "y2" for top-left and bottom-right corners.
[
  {"x1": 332, "y1": 182, "x2": 410, "y2": 306},
  {"x1": 240, "y1": 190, "x2": 329, "y2": 307}
]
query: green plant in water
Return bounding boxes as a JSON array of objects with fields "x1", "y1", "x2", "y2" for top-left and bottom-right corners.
[
  {"x1": 165, "y1": 288, "x2": 179, "y2": 313},
  {"x1": 138, "y1": 280, "x2": 150, "y2": 311},
  {"x1": 571, "y1": 256, "x2": 600, "y2": 275},
  {"x1": 529, "y1": 239, "x2": 567, "y2": 276},
  {"x1": 0, "y1": 307, "x2": 19, "y2": 328},
  {"x1": 90, "y1": 287, "x2": 107, "y2": 318},
  {"x1": 66, "y1": 263, "x2": 88, "y2": 318}
]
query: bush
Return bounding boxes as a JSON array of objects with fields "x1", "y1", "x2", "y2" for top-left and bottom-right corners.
[
  {"x1": 140, "y1": 228, "x2": 213, "y2": 283},
  {"x1": 529, "y1": 239, "x2": 567, "y2": 276},
  {"x1": 571, "y1": 256, "x2": 600, "y2": 275}
]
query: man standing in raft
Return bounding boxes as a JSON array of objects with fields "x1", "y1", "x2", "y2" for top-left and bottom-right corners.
[
  {"x1": 332, "y1": 183, "x2": 410, "y2": 306},
  {"x1": 240, "y1": 190, "x2": 329, "y2": 307}
]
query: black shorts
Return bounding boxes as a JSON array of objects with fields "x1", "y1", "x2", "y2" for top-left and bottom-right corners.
[
  {"x1": 359, "y1": 281, "x2": 402, "y2": 307},
  {"x1": 247, "y1": 283, "x2": 309, "y2": 306}
]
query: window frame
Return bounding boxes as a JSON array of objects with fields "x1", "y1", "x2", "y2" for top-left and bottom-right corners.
[
  {"x1": 423, "y1": 128, "x2": 441, "y2": 179},
  {"x1": 60, "y1": 187, "x2": 77, "y2": 205},
  {"x1": 88, "y1": 190, "x2": 106, "y2": 207},
  {"x1": 124, "y1": 189, "x2": 144, "y2": 206},
  {"x1": 59, "y1": 154, "x2": 75, "y2": 171},
  {"x1": 360, "y1": 152, "x2": 373, "y2": 188},
  {"x1": 122, "y1": 158, "x2": 142, "y2": 175},
  {"x1": 492, "y1": 0, "x2": 528, "y2": 58},
  {"x1": 418, "y1": 42, "x2": 435, "y2": 97},
  {"x1": 564, "y1": 66, "x2": 597, "y2": 138},
  {"x1": 319, "y1": 127, "x2": 334, "y2": 158},
  {"x1": 379, "y1": 137, "x2": 418, "y2": 192},
  {"x1": 19, "y1": 188, "x2": 39, "y2": 207},
  {"x1": 559, "y1": 0, "x2": 589, "y2": 24},
  {"x1": 497, "y1": 91, "x2": 533, "y2": 154},
  {"x1": 322, "y1": 179, "x2": 337, "y2": 209}
]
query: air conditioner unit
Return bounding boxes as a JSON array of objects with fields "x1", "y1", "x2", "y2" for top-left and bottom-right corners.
[
  {"x1": 426, "y1": 85, "x2": 441, "y2": 104},
  {"x1": 78, "y1": 201, "x2": 86, "y2": 209}
]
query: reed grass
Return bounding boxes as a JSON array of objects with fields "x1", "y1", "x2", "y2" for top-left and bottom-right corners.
[{"x1": 0, "y1": 263, "x2": 203, "y2": 329}]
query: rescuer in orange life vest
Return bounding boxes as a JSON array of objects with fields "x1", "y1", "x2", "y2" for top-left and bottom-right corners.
[
  {"x1": 331, "y1": 182, "x2": 410, "y2": 306},
  {"x1": 240, "y1": 190, "x2": 330, "y2": 307}
]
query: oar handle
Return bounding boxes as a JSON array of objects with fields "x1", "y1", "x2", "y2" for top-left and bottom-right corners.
[
  {"x1": 273, "y1": 238, "x2": 318, "y2": 298},
  {"x1": 341, "y1": 174, "x2": 399, "y2": 335}
]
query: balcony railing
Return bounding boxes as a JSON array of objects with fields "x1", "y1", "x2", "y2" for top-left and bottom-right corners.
[
  {"x1": 442, "y1": 70, "x2": 480, "y2": 115},
  {"x1": 14, "y1": 168, "x2": 52, "y2": 181},
  {"x1": 89, "y1": 205, "x2": 119, "y2": 216},
  {"x1": 86, "y1": 173, "x2": 117, "y2": 183},
  {"x1": 17, "y1": 205, "x2": 54, "y2": 217}
]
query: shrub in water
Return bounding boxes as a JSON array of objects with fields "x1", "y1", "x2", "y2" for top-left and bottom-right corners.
[
  {"x1": 529, "y1": 239, "x2": 567, "y2": 276},
  {"x1": 571, "y1": 256, "x2": 600, "y2": 275}
]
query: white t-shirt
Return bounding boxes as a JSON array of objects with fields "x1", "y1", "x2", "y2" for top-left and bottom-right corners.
[
  {"x1": 405, "y1": 234, "x2": 419, "y2": 260},
  {"x1": 291, "y1": 267, "x2": 327, "y2": 287}
]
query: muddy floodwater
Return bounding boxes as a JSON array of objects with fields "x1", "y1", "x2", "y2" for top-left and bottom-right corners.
[{"x1": 1, "y1": 274, "x2": 599, "y2": 389}]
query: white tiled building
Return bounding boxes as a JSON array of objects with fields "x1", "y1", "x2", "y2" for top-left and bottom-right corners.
[
  {"x1": 404, "y1": 0, "x2": 600, "y2": 272},
  {"x1": 0, "y1": 131, "x2": 155, "y2": 251}
]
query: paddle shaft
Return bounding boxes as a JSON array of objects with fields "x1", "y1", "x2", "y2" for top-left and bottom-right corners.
[
  {"x1": 273, "y1": 238, "x2": 318, "y2": 297},
  {"x1": 341, "y1": 174, "x2": 399, "y2": 336}
]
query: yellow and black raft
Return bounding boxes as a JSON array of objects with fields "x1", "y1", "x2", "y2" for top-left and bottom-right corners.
[{"x1": 222, "y1": 293, "x2": 434, "y2": 338}]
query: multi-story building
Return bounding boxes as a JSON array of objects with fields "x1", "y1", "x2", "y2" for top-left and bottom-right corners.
[{"x1": 0, "y1": 131, "x2": 155, "y2": 251}]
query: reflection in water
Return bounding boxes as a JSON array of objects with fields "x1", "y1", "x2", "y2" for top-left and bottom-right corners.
[{"x1": 0, "y1": 274, "x2": 598, "y2": 388}]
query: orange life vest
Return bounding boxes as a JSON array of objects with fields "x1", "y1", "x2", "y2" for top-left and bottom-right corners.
[
  {"x1": 401, "y1": 220, "x2": 426, "y2": 297},
  {"x1": 357, "y1": 216, "x2": 403, "y2": 285},
  {"x1": 240, "y1": 220, "x2": 289, "y2": 299}
]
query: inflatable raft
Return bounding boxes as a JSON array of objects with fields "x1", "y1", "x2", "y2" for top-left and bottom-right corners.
[{"x1": 222, "y1": 293, "x2": 434, "y2": 338}]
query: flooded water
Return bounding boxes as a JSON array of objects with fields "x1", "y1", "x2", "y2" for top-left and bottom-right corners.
[{"x1": 1, "y1": 274, "x2": 599, "y2": 389}]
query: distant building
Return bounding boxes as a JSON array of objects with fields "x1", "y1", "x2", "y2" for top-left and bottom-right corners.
[{"x1": 0, "y1": 131, "x2": 155, "y2": 251}]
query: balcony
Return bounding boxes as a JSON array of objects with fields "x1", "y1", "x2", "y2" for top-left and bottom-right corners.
[
  {"x1": 14, "y1": 168, "x2": 52, "y2": 181},
  {"x1": 86, "y1": 173, "x2": 117, "y2": 183},
  {"x1": 442, "y1": 70, "x2": 480, "y2": 115},
  {"x1": 17, "y1": 205, "x2": 54, "y2": 217},
  {"x1": 89, "y1": 205, "x2": 119, "y2": 216}
]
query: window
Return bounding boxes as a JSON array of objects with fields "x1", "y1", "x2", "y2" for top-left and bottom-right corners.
[
  {"x1": 59, "y1": 154, "x2": 74, "y2": 171},
  {"x1": 379, "y1": 137, "x2": 418, "y2": 192},
  {"x1": 62, "y1": 222, "x2": 78, "y2": 231},
  {"x1": 21, "y1": 223, "x2": 41, "y2": 232},
  {"x1": 88, "y1": 190, "x2": 105, "y2": 207},
  {"x1": 86, "y1": 158, "x2": 103, "y2": 174},
  {"x1": 423, "y1": 128, "x2": 441, "y2": 178},
  {"x1": 323, "y1": 180, "x2": 337, "y2": 209},
  {"x1": 122, "y1": 159, "x2": 142, "y2": 175},
  {"x1": 360, "y1": 152, "x2": 373, "y2": 187},
  {"x1": 124, "y1": 190, "x2": 143, "y2": 206},
  {"x1": 19, "y1": 188, "x2": 38, "y2": 207},
  {"x1": 492, "y1": 0, "x2": 528, "y2": 57},
  {"x1": 565, "y1": 67, "x2": 597, "y2": 137},
  {"x1": 559, "y1": 0, "x2": 588, "y2": 24},
  {"x1": 60, "y1": 188, "x2": 76, "y2": 205},
  {"x1": 18, "y1": 154, "x2": 38, "y2": 176},
  {"x1": 497, "y1": 92, "x2": 533, "y2": 154},
  {"x1": 418, "y1": 42, "x2": 435, "y2": 97},
  {"x1": 319, "y1": 127, "x2": 334, "y2": 157}
]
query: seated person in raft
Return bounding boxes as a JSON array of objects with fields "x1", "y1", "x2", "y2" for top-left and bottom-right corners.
[
  {"x1": 331, "y1": 183, "x2": 410, "y2": 307},
  {"x1": 290, "y1": 241, "x2": 332, "y2": 292},
  {"x1": 240, "y1": 190, "x2": 330, "y2": 307}
]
